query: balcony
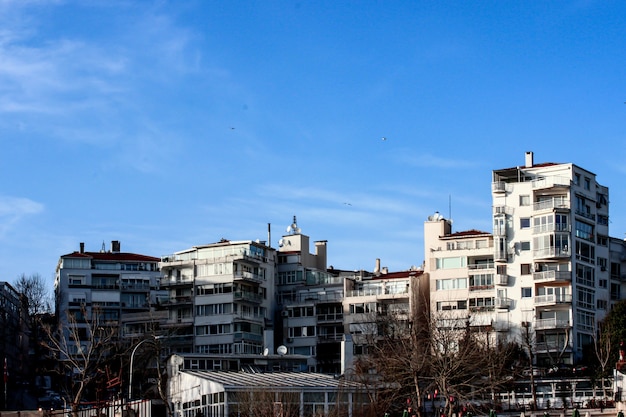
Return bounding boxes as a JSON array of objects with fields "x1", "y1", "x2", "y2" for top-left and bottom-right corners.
[
  {"x1": 468, "y1": 263, "x2": 495, "y2": 271},
  {"x1": 161, "y1": 275, "x2": 194, "y2": 288},
  {"x1": 532, "y1": 223, "x2": 571, "y2": 235},
  {"x1": 469, "y1": 285, "x2": 495, "y2": 292},
  {"x1": 233, "y1": 291, "x2": 263, "y2": 303},
  {"x1": 533, "y1": 270, "x2": 571, "y2": 283},
  {"x1": 318, "y1": 334, "x2": 343, "y2": 343},
  {"x1": 234, "y1": 270, "x2": 264, "y2": 284},
  {"x1": 469, "y1": 306, "x2": 495, "y2": 313},
  {"x1": 317, "y1": 313, "x2": 344, "y2": 323},
  {"x1": 492, "y1": 182, "x2": 507, "y2": 193},
  {"x1": 120, "y1": 282, "x2": 151, "y2": 291},
  {"x1": 234, "y1": 331, "x2": 263, "y2": 343},
  {"x1": 535, "y1": 318, "x2": 570, "y2": 330},
  {"x1": 533, "y1": 197, "x2": 570, "y2": 213},
  {"x1": 531, "y1": 176, "x2": 571, "y2": 190},
  {"x1": 534, "y1": 294, "x2": 572, "y2": 306},
  {"x1": 161, "y1": 296, "x2": 193, "y2": 306},
  {"x1": 533, "y1": 247, "x2": 570, "y2": 260},
  {"x1": 495, "y1": 297, "x2": 512, "y2": 309},
  {"x1": 575, "y1": 210, "x2": 596, "y2": 221}
]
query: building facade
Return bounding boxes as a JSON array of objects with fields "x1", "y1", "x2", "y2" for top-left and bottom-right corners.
[
  {"x1": 424, "y1": 152, "x2": 619, "y2": 367},
  {"x1": 275, "y1": 217, "x2": 345, "y2": 373},
  {"x1": 55, "y1": 241, "x2": 165, "y2": 356},
  {"x1": 159, "y1": 239, "x2": 276, "y2": 356}
]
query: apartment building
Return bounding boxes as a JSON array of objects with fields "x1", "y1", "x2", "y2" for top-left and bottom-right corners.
[
  {"x1": 0, "y1": 281, "x2": 29, "y2": 409},
  {"x1": 159, "y1": 238, "x2": 276, "y2": 357},
  {"x1": 342, "y1": 263, "x2": 427, "y2": 376},
  {"x1": 275, "y1": 216, "x2": 344, "y2": 373},
  {"x1": 491, "y1": 151, "x2": 613, "y2": 365},
  {"x1": 55, "y1": 241, "x2": 165, "y2": 355},
  {"x1": 424, "y1": 214, "x2": 499, "y2": 331},
  {"x1": 425, "y1": 152, "x2": 620, "y2": 366}
]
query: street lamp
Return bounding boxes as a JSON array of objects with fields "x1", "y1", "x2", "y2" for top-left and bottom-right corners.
[{"x1": 129, "y1": 336, "x2": 162, "y2": 400}]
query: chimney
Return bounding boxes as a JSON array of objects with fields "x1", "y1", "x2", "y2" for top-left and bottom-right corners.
[
  {"x1": 374, "y1": 258, "x2": 381, "y2": 276},
  {"x1": 79, "y1": 242, "x2": 85, "y2": 254},
  {"x1": 525, "y1": 151, "x2": 534, "y2": 168},
  {"x1": 111, "y1": 240, "x2": 121, "y2": 253}
]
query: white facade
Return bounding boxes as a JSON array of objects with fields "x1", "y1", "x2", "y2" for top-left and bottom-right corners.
[
  {"x1": 55, "y1": 240, "x2": 164, "y2": 356},
  {"x1": 159, "y1": 239, "x2": 276, "y2": 356},
  {"x1": 424, "y1": 152, "x2": 618, "y2": 366}
]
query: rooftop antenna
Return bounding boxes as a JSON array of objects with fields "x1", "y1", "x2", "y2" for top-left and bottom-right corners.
[{"x1": 449, "y1": 195, "x2": 452, "y2": 228}]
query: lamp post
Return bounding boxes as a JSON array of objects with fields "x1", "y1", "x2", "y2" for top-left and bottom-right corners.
[{"x1": 129, "y1": 336, "x2": 162, "y2": 400}]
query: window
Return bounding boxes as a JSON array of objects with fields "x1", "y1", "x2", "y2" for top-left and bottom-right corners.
[
  {"x1": 611, "y1": 283, "x2": 621, "y2": 300},
  {"x1": 575, "y1": 241, "x2": 595, "y2": 264},
  {"x1": 436, "y1": 300, "x2": 467, "y2": 311},
  {"x1": 436, "y1": 257, "x2": 467, "y2": 269},
  {"x1": 521, "y1": 287, "x2": 532, "y2": 298},
  {"x1": 574, "y1": 173, "x2": 581, "y2": 185},
  {"x1": 519, "y1": 195, "x2": 531, "y2": 206},
  {"x1": 584, "y1": 177, "x2": 591, "y2": 190},
  {"x1": 577, "y1": 287, "x2": 594, "y2": 310},
  {"x1": 469, "y1": 274, "x2": 494, "y2": 289},
  {"x1": 576, "y1": 264, "x2": 594, "y2": 287},
  {"x1": 597, "y1": 299, "x2": 608, "y2": 310},
  {"x1": 575, "y1": 220, "x2": 594, "y2": 241},
  {"x1": 521, "y1": 264, "x2": 532, "y2": 275},
  {"x1": 436, "y1": 278, "x2": 467, "y2": 290},
  {"x1": 597, "y1": 235, "x2": 608, "y2": 246},
  {"x1": 520, "y1": 218, "x2": 531, "y2": 229},
  {"x1": 598, "y1": 215, "x2": 609, "y2": 226},
  {"x1": 520, "y1": 241, "x2": 531, "y2": 251}
]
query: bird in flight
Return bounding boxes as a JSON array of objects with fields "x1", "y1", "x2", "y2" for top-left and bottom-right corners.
[{"x1": 381, "y1": 137, "x2": 387, "y2": 141}]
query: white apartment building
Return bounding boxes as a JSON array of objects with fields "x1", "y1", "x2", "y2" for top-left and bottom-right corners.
[
  {"x1": 55, "y1": 241, "x2": 165, "y2": 355},
  {"x1": 159, "y1": 239, "x2": 276, "y2": 357},
  {"x1": 342, "y1": 264, "x2": 427, "y2": 376},
  {"x1": 275, "y1": 216, "x2": 344, "y2": 373},
  {"x1": 424, "y1": 214, "x2": 500, "y2": 336},
  {"x1": 425, "y1": 152, "x2": 617, "y2": 367}
]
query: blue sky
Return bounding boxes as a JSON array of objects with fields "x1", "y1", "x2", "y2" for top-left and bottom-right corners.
[{"x1": 2, "y1": 0, "x2": 626, "y2": 290}]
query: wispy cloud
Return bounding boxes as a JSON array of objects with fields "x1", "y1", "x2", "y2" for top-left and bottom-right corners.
[{"x1": 0, "y1": 195, "x2": 44, "y2": 237}]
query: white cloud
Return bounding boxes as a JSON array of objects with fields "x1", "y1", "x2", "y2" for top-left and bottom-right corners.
[{"x1": 0, "y1": 196, "x2": 44, "y2": 236}]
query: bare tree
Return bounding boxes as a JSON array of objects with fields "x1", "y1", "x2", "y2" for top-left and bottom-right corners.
[
  {"x1": 520, "y1": 321, "x2": 538, "y2": 411},
  {"x1": 40, "y1": 304, "x2": 118, "y2": 417},
  {"x1": 593, "y1": 320, "x2": 613, "y2": 400},
  {"x1": 428, "y1": 313, "x2": 491, "y2": 417},
  {"x1": 14, "y1": 273, "x2": 52, "y2": 316}
]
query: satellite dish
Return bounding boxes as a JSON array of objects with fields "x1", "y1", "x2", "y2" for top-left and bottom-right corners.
[
  {"x1": 277, "y1": 345, "x2": 287, "y2": 355},
  {"x1": 278, "y1": 238, "x2": 284, "y2": 247},
  {"x1": 263, "y1": 347, "x2": 269, "y2": 356}
]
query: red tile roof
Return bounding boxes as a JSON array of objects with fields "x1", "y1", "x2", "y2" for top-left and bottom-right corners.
[{"x1": 61, "y1": 251, "x2": 160, "y2": 262}]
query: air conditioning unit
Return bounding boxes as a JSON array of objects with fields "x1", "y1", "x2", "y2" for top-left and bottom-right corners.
[{"x1": 281, "y1": 311, "x2": 289, "y2": 317}]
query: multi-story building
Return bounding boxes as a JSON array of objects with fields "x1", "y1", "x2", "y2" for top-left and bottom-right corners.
[
  {"x1": 275, "y1": 216, "x2": 344, "y2": 373},
  {"x1": 424, "y1": 215, "x2": 499, "y2": 332},
  {"x1": 55, "y1": 241, "x2": 165, "y2": 355},
  {"x1": 342, "y1": 263, "x2": 427, "y2": 376},
  {"x1": 490, "y1": 151, "x2": 612, "y2": 365},
  {"x1": 425, "y1": 151, "x2": 616, "y2": 367},
  {"x1": 159, "y1": 239, "x2": 276, "y2": 356},
  {"x1": 0, "y1": 281, "x2": 29, "y2": 409}
]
